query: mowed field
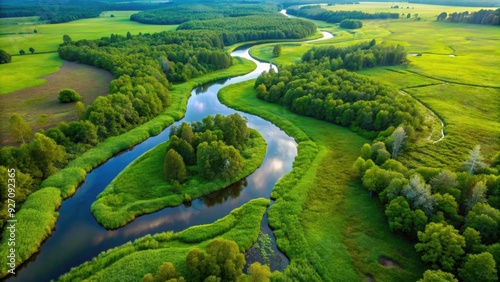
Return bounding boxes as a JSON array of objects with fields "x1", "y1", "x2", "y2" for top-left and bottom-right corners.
[
  {"x1": 0, "y1": 61, "x2": 113, "y2": 146},
  {"x1": 0, "y1": 11, "x2": 176, "y2": 95},
  {"x1": 251, "y1": 2, "x2": 500, "y2": 169}
]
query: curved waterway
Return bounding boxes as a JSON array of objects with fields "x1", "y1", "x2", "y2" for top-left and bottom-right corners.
[{"x1": 8, "y1": 47, "x2": 296, "y2": 282}]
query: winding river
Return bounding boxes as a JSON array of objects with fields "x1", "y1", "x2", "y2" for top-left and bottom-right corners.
[{"x1": 8, "y1": 46, "x2": 297, "y2": 282}]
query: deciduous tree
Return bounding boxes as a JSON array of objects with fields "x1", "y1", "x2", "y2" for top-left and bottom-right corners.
[
  {"x1": 417, "y1": 270, "x2": 458, "y2": 282},
  {"x1": 0, "y1": 49, "x2": 11, "y2": 64},
  {"x1": 391, "y1": 126, "x2": 407, "y2": 158},
  {"x1": 9, "y1": 114, "x2": 31, "y2": 144},
  {"x1": 272, "y1": 44, "x2": 282, "y2": 57},
  {"x1": 463, "y1": 145, "x2": 486, "y2": 174},
  {"x1": 164, "y1": 149, "x2": 187, "y2": 183},
  {"x1": 458, "y1": 252, "x2": 497, "y2": 282}
]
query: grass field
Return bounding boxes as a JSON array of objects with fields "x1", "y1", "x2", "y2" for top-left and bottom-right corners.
[
  {"x1": 57, "y1": 198, "x2": 269, "y2": 282},
  {"x1": 250, "y1": 3, "x2": 500, "y2": 170},
  {"x1": 0, "y1": 61, "x2": 113, "y2": 146},
  {"x1": 219, "y1": 80, "x2": 426, "y2": 281},
  {"x1": 0, "y1": 11, "x2": 176, "y2": 95},
  {"x1": 91, "y1": 129, "x2": 267, "y2": 229}
]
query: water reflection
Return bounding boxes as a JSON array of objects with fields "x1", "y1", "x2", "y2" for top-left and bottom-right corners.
[{"x1": 7, "y1": 46, "x2": 296, "y2": 282}]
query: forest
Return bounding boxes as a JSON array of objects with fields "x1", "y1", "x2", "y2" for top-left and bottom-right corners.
[
  {"x1": 255, "y1": 42, "x2": 417, "y2": 138},
  {"x1": 436, "y1": 9, "x2": 500, "y2": 25},
  {"x1": 286, "y1": 5, "x2": 399, "y2": 23}
]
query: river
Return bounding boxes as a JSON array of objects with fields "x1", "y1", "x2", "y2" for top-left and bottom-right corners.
[{"x1": 8, "y1": 29, "x2": 334, "y2": 281}]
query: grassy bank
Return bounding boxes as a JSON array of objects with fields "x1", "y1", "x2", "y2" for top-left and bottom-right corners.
[
  {"x1": 57, "y1": 198, "x2": 269, "y2": 282},
  {"x1": 218, "y1": 80, "x2": 426, "y2": 281},
  {"x1": 0, "y1": 57, "x2": 256, "y2": 279},
  {"x1": 91, "y1": 128, "x2": 267, "y2": 229},
  {"x1": 0, "y1": 11, "x2": 176, "y2": 95}
]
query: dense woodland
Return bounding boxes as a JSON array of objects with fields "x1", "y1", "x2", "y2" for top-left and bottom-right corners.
[
  {"x1": 177, "y1": 14, "x2": 316, "y2": 46},
  {"x1": 255, "y1": 41, "x2": 416, "y2": 138},
  {"x1": 410, "y1": 0, "x2": 500, "y2": 7},
  {"x1": 287, "y1": 5, "x2": 399, "y2": 23},
  {"x1": 437, "y1": 9, "x2": 500, "y2": 25},
  {"x1": 166, "y1": 114, "x2": 250, "y2": 183},
  {"x1": 130, "y1": 3, "x2": 278, "y2": 25}
]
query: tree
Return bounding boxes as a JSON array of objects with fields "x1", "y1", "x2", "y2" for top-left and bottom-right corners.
[
  {"x1": 204, "y1": 238, "x2": 245, "y2": 281},
  {"x1": 407, "y1": 13, "x2": 412, "y2": 19},
  {"x1": 168, "y1": 135, "x2": 196, "y2": 165},
  {"x1": 127, "y1": 31, "x2": 132, "y2": 40},
  {"x1": 417, "y1": 270, "x2": 458, "y2": 282},
  {"x1": 391, "y1": 126, "x2": 407, "y2": 158},
  {"x1": 29, "y1": 47, "x2": 35, "y2": 54},
  {"x1": 272, "y1": 44, "x2": 282, "y2": 57},
  {"x1": 244, "y1": 262, "x2": 272, "y2": 282},
  {"x1": 360, "y1": 143, "x2": 373, "y2": 160},
  {"x1": 9, "y1": 114, "x2": 32, "y2": 144},
  {"x1": 401, "y1": 175, "x2": 436, "y2": 217},
  {"x1": 462, "y1": 227, "x2": 485, "y2": 254},
  {"x1": 430, "y1": 170, "x2": 458, "y2": 196},
  {"x1": 63, "y1": 34, "x2": 72, "y2": 44},
  {"x1": 197, "y1": 141, "x2": 244, "y2": 180},
  {"x1": 186, "y1": 248, "x2": 205, "y2": 282},
  {"x1": 464, "y1": 203, "x2": 500, "y2": 244},
  {"x1": 0, "y1": 49, "x2": 11, "y2": 64},
  {"x1": 75, "y1": 101, "x2": 85, "y2": 118},
  {"x1": 28, "y1": 133, "x2": 67, "y2": 178},
  {"x1": 437, "y1": 12, "x2": 448, "y2": 21},
  {"x1": 19, "y1": 49, "x2": 25, "y2": 55},
  {"x1": 458, "y1": 252, "x2": 497, "y2": 282},
  {"x1": 58, "y1": 89, "x2": 81, "y2": 103},
  {"x1": 463, "y1": 145, "x2": 486, "y2": 174},
  {"x1": 466, "y1": 181, "x2": 487, "y2": 211},
  {"x1": 434, "y1": 193, "x2": 462, "y2": 226},
  {"x1": 385, "y1": 196, "x2": 415, "y2": 234},
  {"x1": 164, "y1": 149, "x2": 187, "y2": 183},
  {"x1": 415, "y1": 222, "x2": 465, "y2": 271}
]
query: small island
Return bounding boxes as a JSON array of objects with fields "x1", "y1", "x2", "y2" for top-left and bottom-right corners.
[{"x1": 91, "y1": 113, "x2": 267, "y2": 229}]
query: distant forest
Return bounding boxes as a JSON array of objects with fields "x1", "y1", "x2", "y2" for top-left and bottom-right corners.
[
  {"x1": 437, "y1": 9, "x2": 500, "y2": 25},
  {"x1": 287, "y1": 5, "x2": 399, "y2": 23},
  {"x1": 410, "y1": 0, "x2": 500, "y2": 7}
]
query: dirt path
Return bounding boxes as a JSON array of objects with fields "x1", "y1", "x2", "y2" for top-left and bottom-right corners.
[{"x1": 0, "y1": 60, "x2": 113, "y2": 146}]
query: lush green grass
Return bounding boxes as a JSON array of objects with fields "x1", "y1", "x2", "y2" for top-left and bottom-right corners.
[
  {"x1": 0, "y1": 57, "x2": 257, "y2": 278},
  {"x1": 219, "y1": 80, "x2": 426, "y2": 281},
  {"x1": 91, "y1": 128, "x2": 267, "y2": 229},
  {"x1": 0, "y1": 53, "x2": 62, "y2": 95},
  {"x1": 0, "y1": 188, "x2": 62, "y2": 277},
  {"x1": 0, "y1": 11, "x2": 176, "y2": 94},
  {"x1": 57, "y1": 198, "x2": 269, "y2": 282}
]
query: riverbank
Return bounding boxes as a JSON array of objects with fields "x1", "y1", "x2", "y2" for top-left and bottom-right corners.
[
  {"x1": 57, "y1": 198, "x2": 270, "y2": 282},
  {"x1": 0, "y1": 57, "x2": 257, "y2": 279},
  {"x1": 218, "y1": 80, "x2": 426, "y2": 281},
  {"x1": 91, "y1": 129, "x2": 267, "y2": 229}
]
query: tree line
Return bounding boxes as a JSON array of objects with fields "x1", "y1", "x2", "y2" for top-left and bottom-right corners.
[
  {"x1": 176, "y1": 14, "x2": 317, "y2": 46},
  {"x1": 436, "y1": 9, "x2": 500, "y2": 25},
  {"x1": 354, "y1": 136, "x2": 500, "y2": 281},
  {"x1": 286, "y1": 5, "x2": 399, "y2": 24},
  {"x1": 130, "y1": 3, "x2": 278, "y2": 25},
  {"x1": 254, "y1": 41, "x2": 419, "y2": 138},
  {"x1": 165, "y1": 114, "x2": 250, "y2": 184}
]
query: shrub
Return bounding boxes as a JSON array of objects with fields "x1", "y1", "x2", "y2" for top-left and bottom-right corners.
[{"x1": 58, "y1": 89, "x2": 81, "y2": 103}]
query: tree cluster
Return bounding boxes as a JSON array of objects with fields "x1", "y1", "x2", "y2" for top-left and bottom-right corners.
[
  {"x1": 0, "y1": 50, "x2": 11, "y2": 64},
  {"x1": 286, "y1": 5, "x2": 399, "y2": 24},
  {"x1": 164, "y1": 114, "x2": 250, "y2": 184},
  {"x1": 354, "y1": 141, "x2": 500, "y2": 281},
  {"x1": 339, "y1": 19, "x2": 363, "y2": 29},
  {"x1": 142, "y1": 238, "x2": 273, "y2": 282},
  {"x1": 254, "y1": 42, "x2": 422, "y2": 138},
  {"x1": 177, "y1": 14, "x2": 317, "y2": 46},
  {"x1": 130, "y1": 3, "x2": 278, "y2": 25},
  {"x1": 436, "y1": 9, "x2": 500, "y2": 25},
  {"x1": 409, "y1": 0, "x2": 500, "y2": 7}
]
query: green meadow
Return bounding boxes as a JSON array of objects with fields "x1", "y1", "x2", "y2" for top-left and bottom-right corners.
[
  {"x1": 0, "y1": 11, "x2": 176, "y2": 94},
  {"x1": 219, "y1": 81, "x2": 426, "y2": 281}
]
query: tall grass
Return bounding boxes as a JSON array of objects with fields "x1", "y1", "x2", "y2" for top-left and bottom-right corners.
[{"x1": 57, "y1": 198, "x2": 269, "y2": 282}]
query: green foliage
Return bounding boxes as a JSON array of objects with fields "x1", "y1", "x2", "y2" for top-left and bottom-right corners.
[
  {"x1": 57, "y1": 198, "x2": 268, "y2": 282},
  {"x1": 415, "y1": 222, "x2": 465, "y2": 271},
  {"x1": 9, "y1": 114, "x2": 31, "y2": 144},
  {"x1": 177, "y1": 15, "x2": 317, "y2": 46},
  {"x1": 58, "y1": 89, "x2": 81, "y2": 103},
  {"x1": 464, "y1": 203, "x2": 500, "y2": 244},
  {"x1": 287, "y1": 5, "x2": 399, "y2": 23},
  {"x1": 458, "y1": 252, "x2": 498, "y2": 282},
  {"x1": 339, "y1": 19, "x2": 363, "y2": 29},
  {"x1": 0, "y1": 49, "x2": 11, "y2": 64},
  {"x1": 143, "y1": 262, "x2": 185, "y2": 282},
  {"x1": 272, "y1": 44, "x2": 282, "y2": 57},
  {"x1": 0, "y1": 188, "x2": 62, "y2": 277},
  {"x1": 440, "y1": 9, "x2": 500, "y2": 25},
  {"x1": 164, "y1": 149, "x2": 187, "y2": 183},
  {"x1": 417, "y1": 270, "x2": 458, "y2": 282}
]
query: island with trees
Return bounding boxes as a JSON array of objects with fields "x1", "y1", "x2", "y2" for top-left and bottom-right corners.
[{"x1": 91, "y1": 114, "x2": 267, "y2": 229}]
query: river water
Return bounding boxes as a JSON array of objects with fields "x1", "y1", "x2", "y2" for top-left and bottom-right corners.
[{"x1": 7, "y1": 47, "x2": 297, "y2": 282}]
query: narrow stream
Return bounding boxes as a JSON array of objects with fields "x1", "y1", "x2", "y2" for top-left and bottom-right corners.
[{"x1": 7, "y1": 47, "x2": 296, "y2": 282}]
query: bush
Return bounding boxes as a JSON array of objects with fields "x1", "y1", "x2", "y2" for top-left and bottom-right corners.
[
  {"x1": 58, "y1": 89, "x2": 81, "y2": 103},
  {"x1": 339, "y1": 19, "x2": 363, "y2": 29}
]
